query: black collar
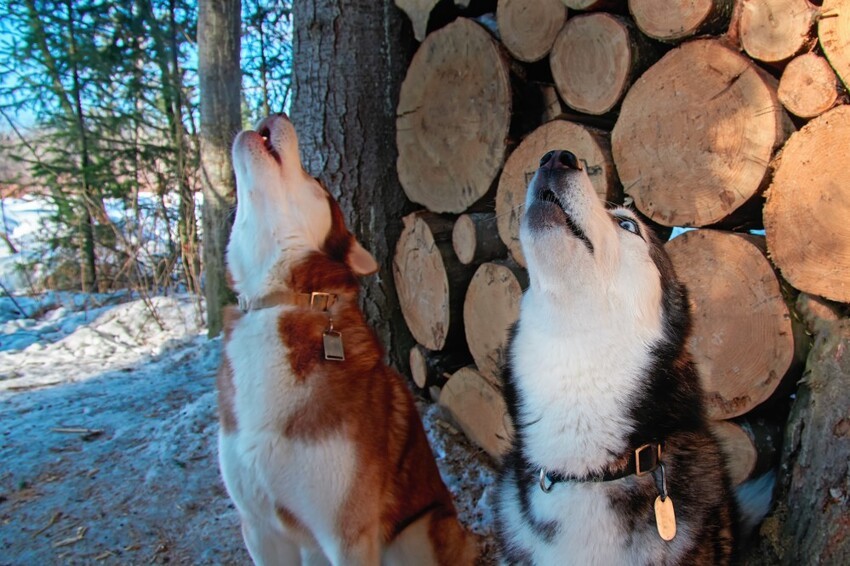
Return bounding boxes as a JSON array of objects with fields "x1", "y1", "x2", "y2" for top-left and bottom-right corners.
[{"x1": 538, "y1": 441, "x2": 663, "y2": 493}]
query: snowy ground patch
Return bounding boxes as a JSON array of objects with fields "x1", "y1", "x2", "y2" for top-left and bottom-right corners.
[{"x1": 0, "y1": 292, "x2": 497, "y2": 564}]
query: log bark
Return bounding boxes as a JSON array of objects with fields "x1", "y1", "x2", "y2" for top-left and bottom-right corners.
[
  {"x1": 764, "y1": 105, "x2": 850, "y2": 303},
  {"x1": 393, "y1": 211, "x2": 478, "y2": 350},
  {"x1": 452, "y1": 213, "x2": 509, "y2": 265},
  {"x1": 628, "y1": 0, "x2": 734, "y2": 42},
  {"x1": 778, "y1": 52, "x2": 841, "y2": 118},
  {"x1": 749, "y1": 319, "x2": 850, "y2": 565},
  {"x1": 439, "y1": 366, "x2": 514, "y2": 461},
  {"x1": 550, "y1": 12, "x2": 658, "y2": 115},
  {"x1": 819, "y1": 0, "x2": 850, "y2": 89},
  {"x1": 739, "y1": 0, "x2": 817, "y2": 64},
  {"x1": 396, "y1": 18, "x2": 512, "y2": 213},
  {"x1": 409, "y1": 344, "x2": 472, "y2": 389},
  {"x1": 395, "y1": 0, "x2": 440, "y2": 41},
  {"x1": 496, "y1": 120, "x2": 620, "y2": 265},
  {"x1": 665, "y1": 230, "x2": 799, "y2": 420},
  {"x1": 463, "y1": 261, "x2": 528, "y2": 385},
  {"x1": 497, "y1": 0, "x2": 567, "y2": 63},
  {"x1": 612, "y1": 39, "x2": 794, "y2": 227}
]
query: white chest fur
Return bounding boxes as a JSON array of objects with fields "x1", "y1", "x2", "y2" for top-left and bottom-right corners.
[{"x1": 218, "y1": 308, "x2": 357, "y2": 541}]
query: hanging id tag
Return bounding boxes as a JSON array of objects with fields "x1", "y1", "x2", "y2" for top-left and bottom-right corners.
[
  {"x1": 323, "y1": 317, "x2": 345, "y2": 361},
  {"x1": 653, "y1": 462, "x2": 676, "y2": 541}
]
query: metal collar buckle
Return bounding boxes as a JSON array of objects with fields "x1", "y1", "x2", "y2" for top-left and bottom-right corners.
[
  {"x1": 309, "y1": 292, "x2": 334, "y2": 311},
  {"x1": 635, "y1": 443, "x2": 662, "y2": 477}
]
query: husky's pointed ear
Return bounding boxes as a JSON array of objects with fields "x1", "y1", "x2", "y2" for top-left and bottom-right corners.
[{"x1": 348, "y1": 239, "x2": 379, "y2": 276}]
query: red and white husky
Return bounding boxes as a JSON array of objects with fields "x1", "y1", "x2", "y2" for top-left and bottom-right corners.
[{"x1": 217, "y1": 113, "x2": 477, "y2": 566}]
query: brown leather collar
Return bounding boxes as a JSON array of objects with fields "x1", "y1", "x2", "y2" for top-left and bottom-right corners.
[{"x1": 237, "y1": 291, "x2": 339, "y2": 313}]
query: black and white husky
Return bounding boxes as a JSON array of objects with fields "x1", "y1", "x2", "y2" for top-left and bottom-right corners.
[{"x1": 494, "y1": 150, "x2": 771, "y2": 565}]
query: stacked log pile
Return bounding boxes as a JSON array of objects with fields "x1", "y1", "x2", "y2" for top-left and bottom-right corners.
[{"x1": 390, "y1": 0, "x2": 850, "y2": 511}]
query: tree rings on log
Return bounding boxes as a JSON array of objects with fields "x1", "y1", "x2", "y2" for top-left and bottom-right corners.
[
  {"x1": 764, "y1": 105, "x2": 850, "y2": 303},
  {"x1": 778, "y1": 53, "x2": 841, "y2": 119},
  {"x1": 628, "y1": 0, "x2": 734, "y2": 42},
  {"x1": 463, "y1": 261, "x2": 528, "y2": 384},
  {"x1": 550, "y1": 13, "x2": 656, "y2": 115},
  {"x1": 497, "y1": 0, "x2": 567, "y2": 63},
  {"x1": 497, "y1": 120, "x2": 619, "y2": 265},
  {"x1": 393, "y1": 211, "x2": 477, "y2": 350},
  {"x1": 739, "y1": 0, "x2": 817, "y2": 64},
  {"x1": 665, "y1": 230, "x2": 796, "y2": 420},
  {"x1": 439, "y1": 366, "x2": 513, "y2": 461},
  {"x1": 397, "y1": 18, "x2": 512, "y2": 213},
  {"x1": 612, "y1": 39, "x2": 793, "y2": 227},
  {"x1": 819, "y1": 0, "x2": 850, "y2": 89}
]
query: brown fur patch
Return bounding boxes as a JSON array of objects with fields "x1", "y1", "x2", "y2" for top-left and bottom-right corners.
[{"x1": 216, "y1": 306, "x2": 243, "y2": 434}]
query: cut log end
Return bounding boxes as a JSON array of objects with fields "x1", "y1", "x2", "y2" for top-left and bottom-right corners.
[
  {"x1": 629, "y1": 0, "x2": 733, "y2": 42},
  {"x1": 778, "y1": 53, "x2": 840, "y2": 118},
  {"x1": 393, "y1": 212, "x2": 476, "y2": 350},
  {"x1": 498, "y1": 0, "x2": 567, "y2": 63},
  {"x1": 819, "y1": 0, "x2": 850, "y2": 90},
  {"x1": 765, "y1": 105, "x2": 850, "y2": 303},
  {"x1": 396, "y1": 18, "x2": 512, "y2": 213},
  {"x1": 613, "y1": 39, "x2": 792, "y2": 227},
  {"x1": 666, "y1": 230, "x2": 796, "y2": 420},
  {"x1": 439, "y1": 366, "x2": 513, "y2": 461},
  {"x1": 409, "y1": 344, "x2": 471, "y2": 389},
  {"x1": 463, "y1": 261, "x2": 528, "y2": 384},
  {"x1": 740, "y1": 0, "x2": 816, "y2": 63},
  {"x1": 395, "y1": 0, "x2": 441, "y2": 41},
  {"x1": 550, "y1": 13, "x2": 636, "y2": 115},
  {"x1": 452, "y1": 213, "x2": 509, "y2": 265}
]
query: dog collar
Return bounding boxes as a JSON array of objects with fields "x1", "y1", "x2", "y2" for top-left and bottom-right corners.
[
  {"x1": 538, "y1": 441, "x2": 662, "y2": 493},
  {"x1": 237, "y1": 291, "x2": 338, "y2": 313}
]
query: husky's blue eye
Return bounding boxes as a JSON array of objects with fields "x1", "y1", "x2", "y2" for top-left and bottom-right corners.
[{"x1": 617, "y1": 217, "x2": 639, "y2": 235}]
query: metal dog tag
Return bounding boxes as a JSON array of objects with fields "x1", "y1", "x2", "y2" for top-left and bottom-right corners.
[
  {"x1": 654, "y1": 495, "x2": 677, "y2": 541},
  {"x1": 323, "y1": 331, "x2": 345, "y2": 361}
]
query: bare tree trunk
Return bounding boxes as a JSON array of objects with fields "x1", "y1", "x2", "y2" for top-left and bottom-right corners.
[
  {"x1": 291, "y1": 0, "x2": 414, "y2": 368},
  {"x1": 198, "y1": 0, "x2": 241, "y2": 337}
]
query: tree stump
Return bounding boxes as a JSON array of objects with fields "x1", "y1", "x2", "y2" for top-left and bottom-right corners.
[
  {"x1": 818, "y1": 0, "x2": 850, "y2": 89},
  {"x1": 628, "y1": 0, "x2": 734, "y2": 42},
  {"x1": 665, "y1": 230, "x2": 798, "y2": 420},
  {"x1": 778, "y1": 53, "x2": 841, "y2": 118},
  {"x1": 395, "y1": 0, "x2": 440, "y2": 41},
  {"x1": 409, "y1": 344, "x2": 471, "y2": 389},
  {"x1": 612, "y1": 39, "x2": 793, "y2": 227},
  {"x1": 496, "y1": 120, "x2": 620, "y2": 265},
  {"x1": 393, "y1": 211, "x2": 477, "y2": 350},
  {"x1": 739, "y1": 0, "x2": 817, "y2": 63},
  {"x1": 396, "y1": 18, "x2": 512, "y2": 214},
  {"x1": 463, "y1": 261, "x2": 528, "y2": 385},
  {"x1": 497, "y1": 0, "x2": 567, "y2": 63},
  {"x1": 452, "y1": 213, "x2": 509, "y2": 265},
  {"x1": 439, "y1": 366, "x2": 514, "y2": 461},
  {"x1": 764, "y1": 105, "x2": 850, "y2": 303},
  {"x1": 752, "y1": 320, "x2": 850, "y2": 564},
  {"x1": 550, "y1": 13, "x2": 658, "y2": 115}
]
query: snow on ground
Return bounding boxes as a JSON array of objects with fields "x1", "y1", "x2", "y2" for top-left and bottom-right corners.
[{"x1": 0, "y1": 292, "x2": 497, "y2": 565}]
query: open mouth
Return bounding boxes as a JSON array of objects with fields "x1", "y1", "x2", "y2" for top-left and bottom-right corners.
[
  {"x1": 537, "y1": 188, "x2": 594, "y2": 254},
  {"x1": 258, "y1": 126, "x2": 281, "y2": 164}
]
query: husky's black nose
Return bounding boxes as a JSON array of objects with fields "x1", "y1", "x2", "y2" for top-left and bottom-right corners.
[{"x1": 539, "y1": 150, "x2": 582, "y2": 171}]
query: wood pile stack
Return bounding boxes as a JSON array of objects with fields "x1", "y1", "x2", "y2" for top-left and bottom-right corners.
[{"x1": 391, "y1": 0, "x2": 850, "y2": 480}]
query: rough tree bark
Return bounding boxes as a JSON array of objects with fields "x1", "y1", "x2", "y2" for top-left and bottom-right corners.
[
  {"x1": 292, "y1": 1, "x2": 414, "y2": 369},
  {"x1": 198, "y1": 0, "x2": 241, "y2": 337}
]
